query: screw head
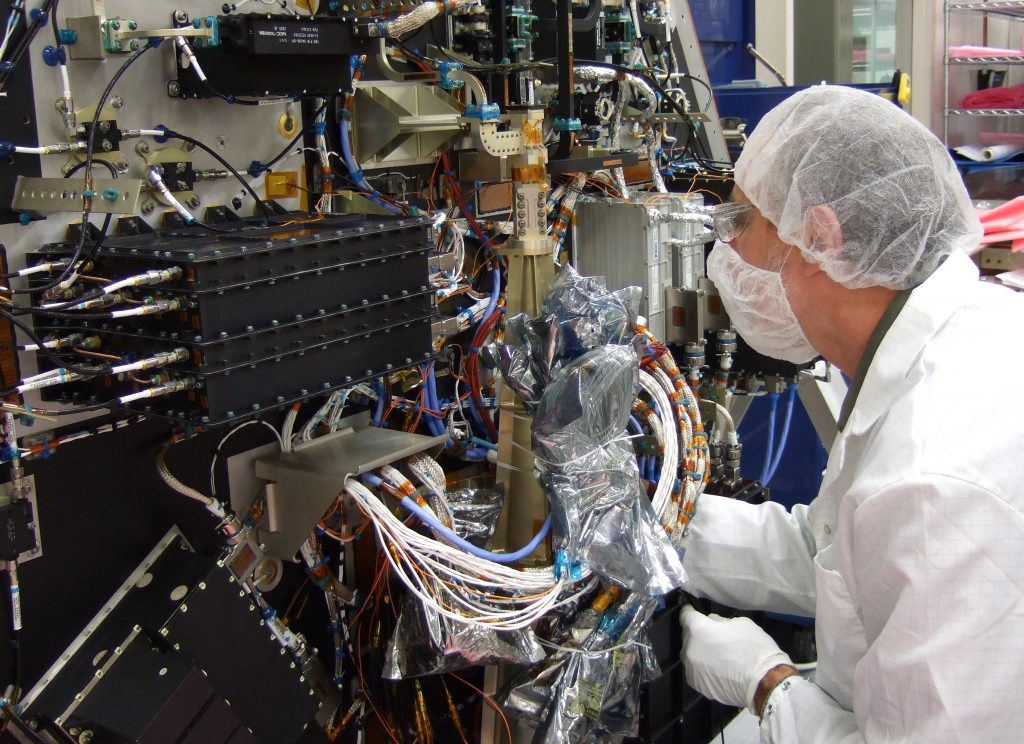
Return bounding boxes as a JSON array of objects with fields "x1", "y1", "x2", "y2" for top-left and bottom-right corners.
[
  {"x1": 167, "y1": 80, "x2": 182, "y2": 97},
  {"x1": 188, "y1": 195, "x2": 201, "y2": 208},
  {"x1": 110, "y1": 95, "x2": 124, "y2": 109}
]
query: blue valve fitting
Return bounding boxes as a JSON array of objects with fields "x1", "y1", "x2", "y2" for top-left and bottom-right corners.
[
  {"x1": 41, "y1": 45, "x2": 66, "y2": 67},
  {"x1": 552, "y1": 117, "x2": 583, "y2": 132}
]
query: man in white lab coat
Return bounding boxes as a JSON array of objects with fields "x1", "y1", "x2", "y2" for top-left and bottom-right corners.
[{"x1": 680, "y1": 85, "x2": 1024, "y2": 742}]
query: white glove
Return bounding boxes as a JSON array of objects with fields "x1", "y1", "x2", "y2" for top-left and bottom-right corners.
[{"x1": 680, "y1": 605, "x2": 793, "y2": 712}]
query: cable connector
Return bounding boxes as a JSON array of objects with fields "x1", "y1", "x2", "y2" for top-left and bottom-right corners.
[
  {"x1": 101, "y1": 266, "x2": 182, "y2": 296},
  {"x1": 110, "y1": 298, "x2": 182, "y2": 318},
  {"x1": 111, "y1": 348, "x2": 188, "y2": 376},
  {"x1": 174, "y1": 36, "x2": 207, "y2": 82},
  {"x1": 118, "y1": 377, "x2": 196, "y2": 405},
  {"x1": 47, "y1": 293, "x2": 123, "y2": 311}
]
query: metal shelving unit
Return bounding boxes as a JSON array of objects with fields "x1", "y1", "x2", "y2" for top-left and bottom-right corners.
[
  {"x1": 949, "y1": 56, "x2": 1024, "y2": 64},
  {"x1": 947, "y1": 1, "x2": 1024, "y2": 20},
  {"x1": 948, "y1": 108, "x2": 1024, "y2": 115},
  {"x1": 943, "y1": 1, "x2": 1024, "y2": 160}
]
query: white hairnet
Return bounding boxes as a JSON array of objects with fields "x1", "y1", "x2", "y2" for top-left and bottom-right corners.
[{"x1": 734, "y1": 86, "x2": 982, "y2": 290}]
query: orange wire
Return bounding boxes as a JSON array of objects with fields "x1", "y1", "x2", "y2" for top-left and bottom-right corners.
[
  {"x1": 351, "y1": 552, "x2": 401, "y2": 744},
  {"x1": 74, "y1": 348, "x2": 121, "y2": 361},
  {"x1": 450, "y1": 673, "x2": 512, "y2": 743}
]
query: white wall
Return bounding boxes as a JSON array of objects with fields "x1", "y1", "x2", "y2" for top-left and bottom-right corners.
[{"x1": 755, "y1": 0, "x2": 795, "y2": 85}]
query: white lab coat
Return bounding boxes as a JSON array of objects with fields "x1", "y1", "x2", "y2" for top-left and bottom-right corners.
[{"x1": 683, "y1": 250, "x2": 1024, "y2": 743}]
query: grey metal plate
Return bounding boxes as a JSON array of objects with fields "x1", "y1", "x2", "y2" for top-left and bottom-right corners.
[
  {"x1": 254, "y1": 426, "x2": 445, "y2": 560},
  {"x1": 12, "y1": 176, "x2": 144, "y2": 214}
]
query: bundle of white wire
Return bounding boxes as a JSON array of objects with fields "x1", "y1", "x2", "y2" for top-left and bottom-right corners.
[
  {"x1": 639, "y1": 368, "x2": 680, "y2": 520},
  {"x1": 638, "y1": 362, "x2": 708, "y2": 544},
  {"x1": 344, "y1": 478, "x2": 596, "y2": 630},
  {"x1": 308, "y1": 353, "x2": 700, "y2": 629},
  {"x1": 281, "y1": 383, "x2": 375, "y2": 452}
]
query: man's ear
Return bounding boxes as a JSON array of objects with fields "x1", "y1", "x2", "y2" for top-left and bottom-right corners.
[
  {"x1": 805, "y1": 205, "x2": 842, "y2": 254},
  {"x1": 802, "y1": 205, "x2": 842, "y2": 277}
]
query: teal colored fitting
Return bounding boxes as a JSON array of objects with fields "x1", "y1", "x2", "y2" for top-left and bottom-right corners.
[
  {"x1": 58, "y1": 28, "x2": 78, "y2": 44},
  {"x1": 102, "y1": 187, "x2": 119, "y2": 202}
]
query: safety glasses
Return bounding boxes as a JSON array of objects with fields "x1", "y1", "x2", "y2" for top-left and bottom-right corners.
[{"x1": 712, "y1": 201, "x2": 753, "y2": 243}]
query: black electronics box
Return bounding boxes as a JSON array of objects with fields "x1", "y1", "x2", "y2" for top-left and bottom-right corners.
[
  {"x1": 30, "y1": 214, "x2": 437, "y2": 424},
  {"x1": 23, "y1": 530, "x2": 320, "y2": 743},
  {"x1": 175, "y1": 15, "x2": 372, "y2": 98}
]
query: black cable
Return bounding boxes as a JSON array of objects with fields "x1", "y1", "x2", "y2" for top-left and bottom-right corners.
[
  {"x1": 49, "y1": 0, "x2": 61, "y2": 48},
  {"x1": 537, "y1": 55, "x2": 733, "y2": 172},
  {"x1": 0, "y1": 360, "x2": 110, "y2": 399},
  {"x1": 677, "y1": 71, "x2": 715, "y2": 112},
  {"x1": 0, "y1": 0, "x2": 56, "y2": 90},
  {"x1": 63, "y1": 158, "x2": 118, "y2": 179},
  {"x1": 263, "y1": 101, "x2": 328, "y2": 172},
  {"x1": 3, "y1": 158, "x2": 115, "y2": 290},
  {"x1": 40, "y1": 44, "x2": 153, "y2": 297},
  {"x1": 3, "y1": 215, "x2": 112, "y2": 299},
  {"x1": 1, "y1": 312, "x2": 107, "y2": 377},
  {"x1": 163, "y1": 131, "x2": 272, "y2": 225}
]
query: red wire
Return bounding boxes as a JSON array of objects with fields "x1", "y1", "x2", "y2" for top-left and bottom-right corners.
[{"x1": 465, "y1": 307, "x2": 503, "y2": 440}]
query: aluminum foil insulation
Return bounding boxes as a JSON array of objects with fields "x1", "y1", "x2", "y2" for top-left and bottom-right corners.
[
  {"x1": 382, "y1": 483, "x2": 546, "y2": 679},
  {"x1": 644, "y1": 124, "x2": 668, "y2": 193},
  {"x1": 572, "y1": 66, "x2": 658, "y2": 120},
  {"x1": 610, "y1": 77, "x2": 631, "y2": 199},
  {"x1": 492, "y1": 265, "x2": 687, "y2": 594},
  {"x1": 447, "y1": 484, "x2": 504, "y2": 548},
  {"x1": 532, "y1": 344, "x2": 687, "y2": 595},
  {"x1": 383, "y1": 0, "x2": 472, "y2": 38},
  {"x1": 488, "y1": 264, "x2": 641, "y2": 412},
  {"x1": 383, "y1": 595, "x2": 546, "y2": 679},
  {"x1": 505, "y1": 593, "x2": 659, "y2": 742}
]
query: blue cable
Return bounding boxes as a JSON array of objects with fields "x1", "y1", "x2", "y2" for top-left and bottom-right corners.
[
  {"x1": 339, "y1": 59, "x2": 402, "y2": 215},
  {"x1": 764, "y1": 384, "x2": 797, "y2": 485},
  {"x1": 371, "y1": 378, "x2": 386, "y2": 426},
  {"x1": 464, "y1": 267, "x2": 502, "y2": 440},
  {"x1": 339, "y1": 119, "x2": 402, "y2": 215},
  {"x1": 481, "y1": 267, "x2": 501, "y2": 323},
  {"x1": 470, "y1": 436, "x2": 497, "y2": 451},
  {"x1": 627, "y1": 415, "x2": 643, "y2": 436},
  {"x1": 425, "y1": 364, "x2": 451, "y2": 442},
  {"x1": 759, "y1": 392, "x2": 780, "y2": 485},
  {"x1": 420, "y1": 364, "x2": 446, "y2": 438},
  {"x1": 401, "y1": 496, "x2": 552, "y2": 564}
]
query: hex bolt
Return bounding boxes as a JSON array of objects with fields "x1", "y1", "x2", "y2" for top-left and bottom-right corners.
[
  {"x1": 135, "y1": 141, "x2": 150, "y2": 156},
  {"x1": 167, "y1": 80, "x2": 181, "y2": 97},
  {"x1": 188, "y1": 195, "x2": 201, "y2": 208}
]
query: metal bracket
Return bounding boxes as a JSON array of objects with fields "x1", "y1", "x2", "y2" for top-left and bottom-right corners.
[
  {"x1": 0, "y1": 475, "x2": 41, "y2": 566},
  {"x1": 12, "y1": 177, "x2": 144, "y2": 215},
  {"x1": 459, "y1": 116, "x2": 525, "y2": 157},
  {"x1": 254, "y1": 426, "x2": 446, "y2": 560}
]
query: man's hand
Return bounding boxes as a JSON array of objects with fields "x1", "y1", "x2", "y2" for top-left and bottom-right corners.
[{"x1": 680, "y1": 605, "x2": 796, "y2": 714}]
